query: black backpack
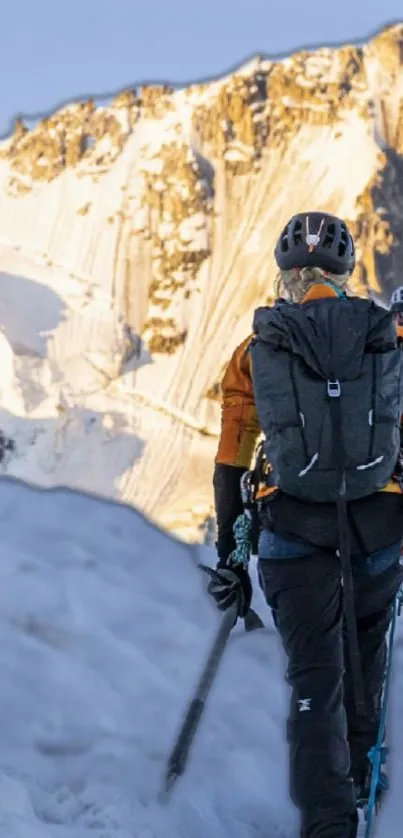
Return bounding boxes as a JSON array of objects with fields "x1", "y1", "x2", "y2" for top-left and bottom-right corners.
[
  {"x1": 250, "y1": 295, "x2": 403, "y2": 717},
  {"x1": 250, "y1": 296, "x2": 403, "y2": 504}
]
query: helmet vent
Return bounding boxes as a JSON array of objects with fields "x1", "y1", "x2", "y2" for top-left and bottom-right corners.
[
  {"x1": 280, "y1": 228, "x2": 289, "y2": 252},
  {"x1": 322, "y1": 222, "x2": 336, "y2": 249},
  {"x1": 338, "y1": 224, "x2": 348, "y2": 257},
  {"x1": 293, "y1": 220, "x2": 303, "y2": 246}
]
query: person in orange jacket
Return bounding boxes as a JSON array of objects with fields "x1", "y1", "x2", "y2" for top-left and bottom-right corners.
[
  {"x1": 390, "y1": 286, "x2": 403, "y2": 344},
  {"x1": 207, "y1": 212, "x2": 403, "y2": 838}
]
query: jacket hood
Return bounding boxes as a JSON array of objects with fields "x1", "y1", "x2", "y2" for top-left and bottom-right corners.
[{"x1": 253, "y1": 295, "x2": 395, "y2": 380}]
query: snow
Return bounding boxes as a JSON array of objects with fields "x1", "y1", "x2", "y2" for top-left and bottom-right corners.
[
  {"x1": 178, "y1": 213, "x2": 208, "y2": 249},
  {"x1": 140, "y1": 156, "x2": 165, "y2": 175},
  {"x1": 280, "y1": 96, "x2": 330, "y2": 111},
  {"x1": 0, "y1": 243, "x2": 222, "y2": 538},
  {"x1": 224, "y1": 141, "x2": 255, "y2": 161},
  {"x1": 0, "y1": 475, "x2": 401, "y2": 838}
]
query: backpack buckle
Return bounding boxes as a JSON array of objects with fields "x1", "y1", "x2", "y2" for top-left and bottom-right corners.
[{"x1": 327, "y1": 379, "x2": 341, "y2": 398}]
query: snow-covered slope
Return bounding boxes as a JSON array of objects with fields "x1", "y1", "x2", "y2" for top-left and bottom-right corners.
[
  {"x1": 0, "y1": 245, "x2": 218, "y2": 539},
  {"x1": 0, "y1": 476, "x2": 401, "y2": 838},
  {"x1": 1, "y1": 23, "x2": 403, "y2": 536}
]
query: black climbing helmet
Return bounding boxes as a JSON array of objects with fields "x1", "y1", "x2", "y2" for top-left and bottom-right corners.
[{"x1": 274, "y1": 212, "x2": 356, "y2": 276}]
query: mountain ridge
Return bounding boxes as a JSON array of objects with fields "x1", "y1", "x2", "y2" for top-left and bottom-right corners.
[{"x1": 0, "y1": 22, "x2": 402, "y2": 538}]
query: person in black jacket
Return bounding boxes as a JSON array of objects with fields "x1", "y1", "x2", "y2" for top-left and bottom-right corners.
[{"x1": 207, "y1": 212, "x2": 403, "y2": 838}]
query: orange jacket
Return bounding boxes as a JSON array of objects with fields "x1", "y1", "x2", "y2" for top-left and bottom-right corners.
[
  {"x1": 215, "y1": 334, "x2": 260, "y2": 468},
  {"x1": 215, "y1": 286, "x2": 402, "y2": 495}
]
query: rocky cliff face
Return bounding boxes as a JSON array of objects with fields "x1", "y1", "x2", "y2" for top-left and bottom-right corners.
[{"x1": 0, "y1": 23, "x2": 402, "y2": 538}]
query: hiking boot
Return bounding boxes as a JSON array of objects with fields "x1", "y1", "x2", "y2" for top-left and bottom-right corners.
[
  {"x1": 354, "y1": 759, "x2": 389, "y2": 816},
  {"x1": 355, "y1": 777, "x2": 388, "y2": 815}
]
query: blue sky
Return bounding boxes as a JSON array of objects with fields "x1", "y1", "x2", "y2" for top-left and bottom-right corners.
[{"x1": 0, "y1": 0, "x2": 402, "y2": 137}]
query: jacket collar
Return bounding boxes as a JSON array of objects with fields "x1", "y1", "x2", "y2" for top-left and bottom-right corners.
[{"x1": 302, "y1": 283, "x2": 341, "y2": 303}]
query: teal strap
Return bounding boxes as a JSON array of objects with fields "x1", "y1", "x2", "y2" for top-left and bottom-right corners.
[
  {"x1": 227, "y1": 513, "x2": 252, "y2": 568},
  {"x1": 321, "y1": 279, "x2": 346, "y2": 298}
]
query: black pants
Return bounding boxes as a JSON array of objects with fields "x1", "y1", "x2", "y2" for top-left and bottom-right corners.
[{"x1": 258, "y1": 544, "x2": 403, "y2": 838}]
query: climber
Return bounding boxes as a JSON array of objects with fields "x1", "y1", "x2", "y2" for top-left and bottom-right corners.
[
  {"x1": 207, "y1": 212, "x2": 403, "y2": 838},
  {"x1": 389, "y1": 286, "x2": 403, "y2": 343}
]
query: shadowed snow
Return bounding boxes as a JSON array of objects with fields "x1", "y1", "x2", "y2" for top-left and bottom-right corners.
[{"x1": 0, "y1": 476, "x2": 400, "y2": 836}]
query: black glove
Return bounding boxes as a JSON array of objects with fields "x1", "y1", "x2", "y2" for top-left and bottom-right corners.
[{"x1": 200, "y1": 561, "x2": 252, "y2": 618}]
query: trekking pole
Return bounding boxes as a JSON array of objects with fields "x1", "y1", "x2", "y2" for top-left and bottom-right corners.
[
  {"x1": 364, "y1": 586, "x2": 403, "y2": 838},
  {"x1": 162, "y1": 598, "x2": 238, "y2": 797}
]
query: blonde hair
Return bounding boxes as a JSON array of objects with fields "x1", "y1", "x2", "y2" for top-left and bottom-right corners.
[{"x1": 275, "y1": 266, "x2": 351, "y2": 303}]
